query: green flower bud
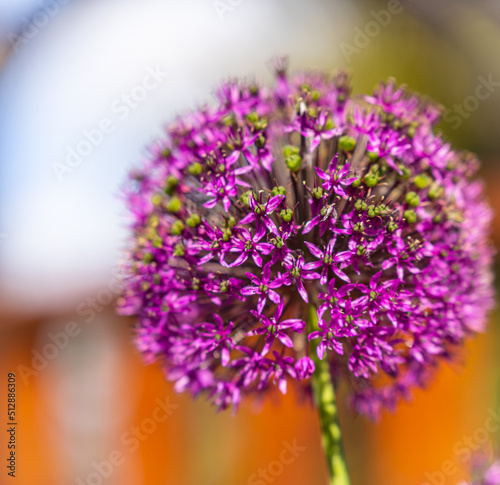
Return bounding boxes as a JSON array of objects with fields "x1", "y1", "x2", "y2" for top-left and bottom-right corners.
[
  {"x1": 311, "y1": 187, "x2": 323, "y2": 200},
  {"x1": 222, "y1": 113, "x2": 235, "y2": 126},
  {"x1": 272, "y1": 236, "x2": 284, "y2": 248},
  {"x1": 284, "y1": 145, "x2": 302, "y2": 172},
  {"x1": 283, "y1": 145, "x2": 300, "y2": 158},
  {"x1": 152, "y1": 238, "x2": 163, "y2": 249},
  {"x1": 166, "y1": 196, "x2": 182, "y2": 213},
  {"x1": 338, "y1": 136, "x2": 357, "y2": 152},
  {"x1": 280, "y1": 208, "x2": 294, "y2": 222},
  {"x1": 171, "y1": 220, "x2": 184, "y2": 235},
  {"x1": 403, "y1": 209, "x2": 417, "y2": 224},
  {"x1": 405, "y1": 191, "x2": 420, "y2": 207},
  {"x1": 364, "y1": 172, "x2": 379, "y2": 187},
  {"x1": 428, "y1": 184, "x2": 442, "y2": 200},
  {"x1": 351, "y1": 178, "x2": 361, "y2": 188},
  {"x1": 271, "y1": 186, "x2": 287, "y2": 196},
  {"x1": 354, "y1": 199, "x2": 367, "y2": 211},
  {"x1": 398, "y1": 165, "x2": 411, "y2": 180},
  {"x1": 188, "y1": 162, "x2": 202, "y2": 176},
  {"x1": 186, "y1": 213, "x2": 201, "y2": 227},
  {"x1": 254, "y1": 204, "x2": 266, "y2": 215},
  {"x1": 173, "y1": 243, "x2": 185, "y2": 257},
  {"x1": 151, "y1": 193, "x2": 163, "y2": 206},
  {"x1": 407, "y1": 122, "x2": 418, "y2": 139},
  {"x1": 165, "y1": 175, "x2": 178, "y2": 195},
  {"x1": 240, "y1": 190, "x2": 253, "y2": 206},
  {"x1": 414, "y1": 174, "x2": 430, "y2": 190},
  {"x1": 246, "y1": 111, "x2": 259, "y2": 124}
]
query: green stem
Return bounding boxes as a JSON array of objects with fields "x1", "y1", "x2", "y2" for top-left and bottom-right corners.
[{"x1": 309, "y1": 304, "x2": 351, "y2": 485}]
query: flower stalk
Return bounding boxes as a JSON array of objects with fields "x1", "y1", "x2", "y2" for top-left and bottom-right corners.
[{"x1": 309, "y1": 304, "x2": 351, "y2": 485}]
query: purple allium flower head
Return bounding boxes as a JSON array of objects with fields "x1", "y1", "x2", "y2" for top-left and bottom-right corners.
[{"x1": 118, "y1": 62, "x2": 494, "y2": 417}]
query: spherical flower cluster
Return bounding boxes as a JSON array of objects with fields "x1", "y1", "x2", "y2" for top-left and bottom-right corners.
[{"x1": 118, "y1": 62, "x2": 494, "y2": 417}]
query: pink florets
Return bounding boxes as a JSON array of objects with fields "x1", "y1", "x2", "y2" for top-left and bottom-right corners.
[{"x1": 118, "y1": 64, "x2": 494, "y2": 417}]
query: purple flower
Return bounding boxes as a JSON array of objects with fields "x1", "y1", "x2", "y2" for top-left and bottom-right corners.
[
  {"x1": 225, "y1": 226, "x2": 274, "y2": 268},
  {"x1": 295, "y1": 356, "x2": 315, "y2": 380},
  {"x1": 239, "y1": 192, "x2": 284, "y2": 235},
  {"x1": 198, "y1": 315, "x2": 234, "y2": 367},
  {"x1": 118, "y1": 66, "x2": 494, "y2": 416},
  {"x1": 249, "y1": 300, "x2": 305, "y2": 355},
  {"x1": 305, "y1": 237, "x2": 351, "y2": 285},
  {"x1": 241, "y1": 262, "x2": 281, "y2": 313},
  {"x1": 278, "y1": 254, "x2": 321, "y2": 303},
  {"x1": 315, "y1": 155, "x2": 357, "y2": 198}
]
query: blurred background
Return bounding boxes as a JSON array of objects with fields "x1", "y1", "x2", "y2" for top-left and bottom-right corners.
[{"x1": 1, "y1": 0, "x2": 500, "y2": 484}]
